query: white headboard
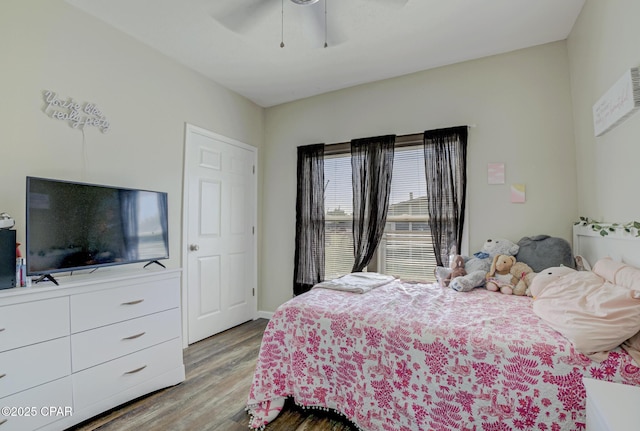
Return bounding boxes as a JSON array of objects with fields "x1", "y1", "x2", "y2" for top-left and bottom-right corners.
[{"x1": 573, "y1": 223, "x2": 640, "y2": 269}]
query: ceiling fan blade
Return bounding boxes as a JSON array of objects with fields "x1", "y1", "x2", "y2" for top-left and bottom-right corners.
[
  {"x1": 299, "y1": 1, "x2": 347, "y2": 47},
  {"x1": 211, "y1": 0, "x2": 278, "y2": 33},
  {"x1": 366, "y1": 0, "x2": 409, "y2": 9},
  {"x1": 319, "y1": 0, "x2": 406, "y2": 47},
  {"x1": 368, "y1": 0, "x2": 408, "y2": 6},
  {"x1": 300, "y1": 2, "x2": 327, "y2": 46}
]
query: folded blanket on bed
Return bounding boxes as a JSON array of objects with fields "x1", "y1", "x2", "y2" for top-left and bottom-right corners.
[{"x1": 312, "y1": 272, "x2": 395, "y2": 293}]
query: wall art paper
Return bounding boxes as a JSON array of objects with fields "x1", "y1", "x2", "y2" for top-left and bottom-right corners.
[
  {"x1": 511, "y1": 184, "x2": 526, "y2": 203},
  {"x1": 487, "y1": 163, "x2": 505, "y2": 184},
  {"x1": 593, "y1": 67, "x2": 640, "y2": 137}
]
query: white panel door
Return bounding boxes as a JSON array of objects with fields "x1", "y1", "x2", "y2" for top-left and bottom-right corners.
[{"x1": 184, "y1": 125, "x2": 257, "y2": 344}]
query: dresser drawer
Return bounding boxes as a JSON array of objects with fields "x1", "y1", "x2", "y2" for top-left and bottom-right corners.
[
  {"x1": 70, "y1": 277, "x2": 179, "y2": 332},
  {"x1": 72, "y1": 338, "x2": 183, "y2": 411},
  {"x1": 0, "y1": 377, "x2": 73, "y2": 431},
  {"x1": 0, "y1": 298, "x2": 69, "y2": 353},
  {"x1": 71, "y1": 308, "x2": 181, "y2": 372},
  {"x1": 0, "y1": 337, "x2": 70, "y2": 399}
]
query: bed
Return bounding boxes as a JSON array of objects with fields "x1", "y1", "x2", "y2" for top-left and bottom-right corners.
[{"x1": 246, "y1": 224, "x2": 640, "y2": 430}]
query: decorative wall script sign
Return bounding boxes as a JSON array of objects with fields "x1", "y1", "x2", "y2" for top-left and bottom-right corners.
[
  {"x1": 43, "y1": 90, "x2": 110, "y2": 133},
  {"x1": 592, "y1": 67, "x2": 640, "y2": 137}
]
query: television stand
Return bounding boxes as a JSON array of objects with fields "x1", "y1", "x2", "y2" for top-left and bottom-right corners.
[
  {"x1": 34, "y1": 274, "x2": 60, "y2": 285},
  {"x1": 144, "y1": 260, "x2": 166, "y2": 269}
]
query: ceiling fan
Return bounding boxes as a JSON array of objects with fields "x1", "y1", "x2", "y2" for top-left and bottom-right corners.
[{"x1": 210, "y1": 0, "x2": 408, "y2": 48}]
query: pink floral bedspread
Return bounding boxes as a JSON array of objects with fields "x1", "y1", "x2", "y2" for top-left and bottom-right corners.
[{"x1": 247, "y1": 280, "x2": 640, "y2": 430}]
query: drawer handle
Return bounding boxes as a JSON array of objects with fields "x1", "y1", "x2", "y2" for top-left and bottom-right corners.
[
  {"x1": 122, "y1": 332, "x2": 146, "y2": 341},
  {"x1": 0, "y1": 373, "x2": 5, "y2": 379},
  {"x1": 121, "y1": 299, "x2": 144, "y2": 306},
  {"x1": 0, "y1": 418, "x2": 7, "y2": 426},
  {"x1": 124, "y1": 365, "x2": 147, "y2": 375}
]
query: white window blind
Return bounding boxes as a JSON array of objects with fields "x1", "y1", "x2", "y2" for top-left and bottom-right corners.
[
  {"x1": 379, "y1": 145, "x2": 436, "y2": 282},
  {"x1": 324, "y1": 154, "x2": 354, "y2": 279},
  {"x1": 323, "y1": 144, "x2": 437, "y2": 282}
]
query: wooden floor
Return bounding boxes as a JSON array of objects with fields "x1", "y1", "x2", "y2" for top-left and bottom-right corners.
[{"x1": 69, "y1": 318, "x2": 356, "y2": 431}]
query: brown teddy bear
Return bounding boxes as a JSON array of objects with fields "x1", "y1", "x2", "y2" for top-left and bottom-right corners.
[
  {"x1": 486, "y1": 254, "x2": 516, "y2": 294},
  {"x1": 443, "y1": 255, "x2": 467, "y2": 287},
  {"x1": 509, "y1": 261, "x2": 536, "y2": 296}
]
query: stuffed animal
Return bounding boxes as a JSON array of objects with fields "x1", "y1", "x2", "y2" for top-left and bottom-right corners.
[
  {"x1": 443, "y1": 255, "x2": 467, "y2": 287},
  {"x1": 486, "y1": 254, "x2": 516, "y2": 294},
  {"x1": 516, "y1": 235, "x2": 574, "y2": 272},
  {"x1": 528, "y1": 266, "x2": 578, "y2": 299},
  {"x1": 450, "y1": 238, "x2": 520, "y2": 292},
  {"x1": 481, "y1": 238, "x2": 520, "y2": 258},
  {"x1": 464, "y1": 238, "x2": 520, "y2": 273},
  {"x1": 509, "y1": 261, "x2": 536, "y2": 296}
]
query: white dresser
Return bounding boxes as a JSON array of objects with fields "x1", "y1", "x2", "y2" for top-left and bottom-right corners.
[
  {"x1": 583, "y1": 377, "x2": 640, "y2": 430},
  {"x1": 0, "y1": 269, "x2": 185, "y2": 431}
]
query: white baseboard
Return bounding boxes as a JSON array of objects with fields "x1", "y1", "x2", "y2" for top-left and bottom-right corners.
[{"x1": 256, "y1": 310, "x2": 274, "y2": 320}]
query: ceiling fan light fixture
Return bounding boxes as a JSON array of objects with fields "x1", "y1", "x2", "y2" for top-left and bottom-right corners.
[{"x1": 290, "y1": 0, "x2": 320, "y2": 5}]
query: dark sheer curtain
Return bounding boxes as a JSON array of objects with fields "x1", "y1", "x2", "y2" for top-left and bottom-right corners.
[
  {"x1": 293, "y1": 144, "x2": 325, "y2": 295},
  {"x1": 350, "y1": 135, "x2": 396, "y2": 272},
  {"x1": 423, "y1": 126, "x2": 468, "y2": 267}
]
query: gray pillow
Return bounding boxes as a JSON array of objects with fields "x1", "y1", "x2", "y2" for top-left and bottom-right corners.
[{"x1": 516, "y1": 235, "x2": 574, "y2": 273}]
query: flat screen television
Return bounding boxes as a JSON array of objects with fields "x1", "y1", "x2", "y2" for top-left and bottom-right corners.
[{"x1": 26, "y1": 176, "x2": 169, "y2": 284}]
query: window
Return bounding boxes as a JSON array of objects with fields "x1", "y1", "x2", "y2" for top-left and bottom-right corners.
[
  {"x1": 323, "y1": 143, "x2": 436, "y2": 282},
  {"x1": 324, "y1": 153, "x2": 354, "y2": 279},
  {"x1": 379, "y1": 145, "x2": 435, "y2": 282}
]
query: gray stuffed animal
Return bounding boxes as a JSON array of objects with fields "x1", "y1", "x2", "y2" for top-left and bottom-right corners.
[
  {"x1": 515, "y1": 235, "x2": 574, "y2": 273},
  {"x1": 450, "y1": 238, "x2": 520, "y2": 292}
]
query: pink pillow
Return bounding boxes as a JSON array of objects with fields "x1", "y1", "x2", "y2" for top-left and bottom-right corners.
[
  {"x1": 615, "y1": 265, "x2": 640, "y2": 291},
  {"x1": 592, "y1": 257, "x2": 640, "y2": 290},
  {"x1": 592, "y1": 257, "x2": 625, "y2": 283},
  {"x1": 532, "y1": 269, "x2": 640, "y2": 360}
]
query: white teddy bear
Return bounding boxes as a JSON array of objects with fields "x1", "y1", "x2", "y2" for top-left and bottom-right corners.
[{"x1": 450, "y1": 238, "x2": 520, "y2": 292}]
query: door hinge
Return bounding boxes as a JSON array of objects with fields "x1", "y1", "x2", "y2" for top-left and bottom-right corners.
[
  {"x1": 252, "y1": 226, "x2": 255, "y2": 234},
  {"x1": 252, "y1": 165, "x2": 255, "y2": 174},
  {"x1": 252, "y1": 288, "x2": 255, "y2": 297}
]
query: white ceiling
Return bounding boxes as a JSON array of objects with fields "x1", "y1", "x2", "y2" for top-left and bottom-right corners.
[{"x1": 65, "y1": 0, "x2": 585, "y2": 108}]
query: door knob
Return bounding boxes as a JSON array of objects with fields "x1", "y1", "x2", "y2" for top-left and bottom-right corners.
[{"x1": 189, "y1": 244, "x2": 199, "y2": 251}]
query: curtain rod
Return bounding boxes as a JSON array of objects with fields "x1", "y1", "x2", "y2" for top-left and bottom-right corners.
[{"x1": 323, "y1": 124, "x2": 475, "y2": 156}]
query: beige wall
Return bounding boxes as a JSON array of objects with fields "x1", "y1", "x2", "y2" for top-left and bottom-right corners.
[
  {"x1": 0, "y1": 1, "x2": 264, "y2": 272},
  {"x1": 567, "y1": 0, "x2": 640, "y2": 222},
  {"x1": 9, "y1": 0, "x2": 630, "y2": 317},
  {"x1": 261, "y1": 42, "x2": 577, "y2": 312}
]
